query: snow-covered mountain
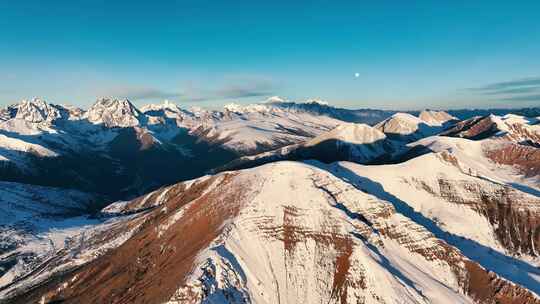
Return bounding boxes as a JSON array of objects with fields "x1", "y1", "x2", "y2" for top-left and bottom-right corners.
[
  {"x1": 216, "y1": 111, "x2": 539, "y2": 174},
  {"x1": 12, "y1": 98, "x2": 63, "y2": 124},
  {"x1": 191, "y1": 102, "x2": 343, "y2": 154},
  {"x1": 418, "y1": 110, "x2": 457, "y2": 126},
  {"x1": 0, "y1": 181, "x2": 101, "y2": 290},
  {"x1": 265, "y1": 98, "x2": 396, "y2": 125},
  {"x1": 215, "y1": 123, "x2": 400, "y2": 172},
  {"x1": 374, "y1": 111, "x2": 456, "y2": 142},
  {"x1": 84, "y1": 97, "x2": 144, "y2": 128},
  {"x1": 3, "y1": 161, "x2": 539, "y2": 303},
  {"x1": 443, "y1": 114, "x2": 540, "y2": 144},
  {"x1": 0, "y1": 98, "x2": 355, "y2": 198},
  {"x1": 1, "y1": 98, "x2": 540, "y2": 304}
]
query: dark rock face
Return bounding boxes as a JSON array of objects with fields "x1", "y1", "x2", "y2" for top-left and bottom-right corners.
[
  {"x1": 442, "y1": 116, "x2": 501, "y2": 140},
  {"x1": 0, "y1": 126, "x2": 238, "y2": 202}
]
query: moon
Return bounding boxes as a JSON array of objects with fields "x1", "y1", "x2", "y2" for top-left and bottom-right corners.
[{"x1": 354, "y1": 73, "x2": 360, "y2": 78}]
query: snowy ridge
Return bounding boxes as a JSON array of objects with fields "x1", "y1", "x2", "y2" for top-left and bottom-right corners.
[
  {"x1": 0, "y1": 97, "x2": 346, "y2": 198},
  {"x1": 214, "y1": 123, "x2": 398, "y2": 172},
  {"x1": 336, "y1": 150, "x2": 540, "y2": 257},
  {"x1": 443, "y1": 113, "x2": 540, "y2": 144},
  {"x1": 13, "y1": 98, "x2": 63, "y2": 124},
  {"x1": 0, "y1": 134, "x2": 58, "y2": 161},
  {"x1": 1, "y1": 98, "x2": 540, "y2": 304},
  {"x1": 8, "y1": 161, "x2": 539, "y2": 304},
  {"x1": 418, "y1": 110, "x2": 457, "y2": 126},
  {"x1": 375, "y1": 113, "x2": 437, "y2": 142},
  {"x1": 140, "y1": 100, "x2": 181, "y2": 114},
  {"x1": 84, "y1": 97, "x2": 143, "y2": 128},
  {"x1": 308, "y1": 123, "x2": 387, "y2": 145}
]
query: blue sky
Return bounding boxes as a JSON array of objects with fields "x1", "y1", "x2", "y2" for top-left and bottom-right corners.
[{"x1": 1, "y1": 1, "x2": 540, "y2": 110}]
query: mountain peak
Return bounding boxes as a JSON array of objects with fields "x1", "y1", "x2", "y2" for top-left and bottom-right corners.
[
  {"x1": 305, "y1": 98, "x2": 330, "y2": 106},
  {"x1": 374, "y1": 112, "x2": 441, "y2": 142},
  {"x1": 264, "y1": 96, "x2": 286, "y2": 103},
  {"x1": 419, "y1": 109, "x2": 457, "y2": 126},
  {"x1": 223, "y1": 102, "x2": 274, "y2": 114},
  {"x1": 375, "y1": 113, "x2": 425, "y2": 134},
  {"x1": 140, "y1": 100, "x2": 181, "y2": 115},
  {"x1": 311, "y1": 123, "x2": 386, "y2": 145},
  {"x1": 85, "y1": 97, "x2": 143, "y2": 128},
  {"x1": 13, "y1": 97, "x2": 62, "y2": 123}
]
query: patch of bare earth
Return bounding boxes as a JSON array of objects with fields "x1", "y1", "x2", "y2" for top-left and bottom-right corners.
[
  {"x1": 486, "y1": 144, "x2": 540, "y2": 178},
  {"x1": 464, "y1": 261, "x2": 540, "y2": 304}
]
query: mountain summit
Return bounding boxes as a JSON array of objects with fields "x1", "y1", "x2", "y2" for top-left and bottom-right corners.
[{"x1": 85, "y1": 97, "x2": 144, "y2": 127}]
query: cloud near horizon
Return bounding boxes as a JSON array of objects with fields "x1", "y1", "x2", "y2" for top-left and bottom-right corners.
[
  {"x1": 499, "y1": 94, "x2": 540, "y2": 102},
  {"x1": 466, "y1": 77, "x2": 540, "y2": 103},
  {"x1": 100, "y1": 78, "x2": 276, "y2": 103},
  {"x1": 101, "y1": 86, "x2": 183, "y2": 100}
]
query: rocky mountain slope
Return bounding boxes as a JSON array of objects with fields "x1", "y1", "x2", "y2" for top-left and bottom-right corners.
[{"x1": 2, "y1": 161, "x2": 539, "y2": 303}]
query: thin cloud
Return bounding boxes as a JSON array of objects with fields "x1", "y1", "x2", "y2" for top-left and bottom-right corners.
[
  {"x1": 182, "y1": 78, "x2": 276, "y2": 101},
  {"x1": 482, "y1": 86, "x2": 540, "y2": 95},
  {"x1": 467, "y1": 77, "x2": 540, "y2": 94},
  {"x1": 469, "y1": 77, "x2": 540, "y2": 92},
  {"x1": 99, "y1": 78, "x2": 277, "y2": 103},
  {"x1": 466, "y1": 77, "x2": 540, "y2": 104},
  {"x1": 101, "y1": 86, "x2": 182, "y2": 100},
  {"x1": 499, "y1": 94, "x2": 540, "y2": 102},
  {"x1": 214, "y1": 80, "x2": 274, "y2": 99}
]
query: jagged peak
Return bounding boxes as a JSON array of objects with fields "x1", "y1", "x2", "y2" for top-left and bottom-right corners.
[
  {"x1": 223, "y1": 102, "x2": 276, "y2": 114},
  {"x1": 90, "y1": 97, "x2": 139, "y2": 111},
  {"x1": 85, "y1": 97, "x2": 143, "y2": 128},
  {"x1": 140, "y1": 99, "x2": 181, "y2": 114},
  {"x1": 222, "y1": 98, "x2": 337, "y2": 115},
  {"x1": 20, "y1": 97, "x2": 48, "y2": 107},
  {"x1": 305, "y1": 98, "x2": 329, "y2": 106},
  {"x1": 13, "y1": 97, "x2": 62, "y2": 123}
]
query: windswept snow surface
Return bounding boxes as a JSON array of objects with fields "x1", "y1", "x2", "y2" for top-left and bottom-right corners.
[
  {"x1": 418, "y1": 110, "x2": 456, "y2": 126},
  {"x1": 308, "y1": 123, "x2": 387, "y2": 145},
  {"x1": 171, "y1": 162, "x2": 474, "y2": 304},
  {"x1": 410, "y1": 135, "x2": 540, "y2": 190},
  {"x1": 0, "y1": 181, "x2": 140, "y2": 299}
]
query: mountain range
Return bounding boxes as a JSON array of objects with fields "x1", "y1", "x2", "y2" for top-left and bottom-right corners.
[{"x1": 0, "y1": 97, "x2": 539, "y2": 304}]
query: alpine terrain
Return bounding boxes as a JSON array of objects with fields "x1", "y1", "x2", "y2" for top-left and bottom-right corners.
[{"x1": 0, "y1": 97, "x2": 539, "y2": 304}]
